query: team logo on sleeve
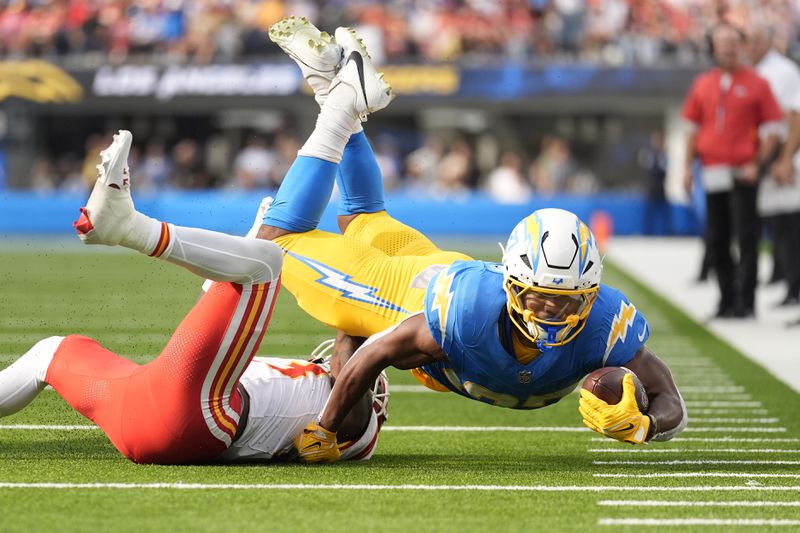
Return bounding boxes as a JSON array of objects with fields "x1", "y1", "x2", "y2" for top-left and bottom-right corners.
[
  {"x1": 430, "y1": 271, "x2": 456, "y2": 343},
  {"x1": 603, "y1": 301, "x2": 637, "y2": 364}
]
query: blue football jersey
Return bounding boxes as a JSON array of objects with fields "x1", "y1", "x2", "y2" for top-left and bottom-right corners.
[{"x1": 421, "y1": 260, "x2": 649, "y2": 409}]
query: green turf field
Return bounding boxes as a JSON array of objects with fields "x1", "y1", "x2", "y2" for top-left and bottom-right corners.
[{"x1": 1, "y1": 248, "x2": 798, "y2": 532}]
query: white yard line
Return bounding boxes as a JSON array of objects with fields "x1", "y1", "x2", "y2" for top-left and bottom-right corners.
[
  {"x1": 688, "y1": 418, "x2": 779, "y2": 424},
  {"x1": 380, "y1": 426, "x2": 590, "y2": 432},
  {"x1": 0, "y1": 482, "x2": 799, "y2": 492},
  {"x1": 684, "y1": 427, "x2": 786, "y2": 433},
  {"x1": 0, "y1": 424, "x2": 592, "y2": 433},
  {"x1": 389, "y1": 385, "x2": 438, "y2": 393},
  {"x1": 589, "y1": 448, "x2": 800, "y2": 454},
  {"x1": 591, "y1": 437, "x2": 799, "y2": 443},
  {"x1": 678, "y1": 386, "x2": 745, "y2": 393},
  {"x1": 0, "y1": 425, "x2": 97, "y2": 430},
  {"x1": 685, "y1": 401, "x2": 762, "y2": 407},
  {"x1": 594, "y1": 473, "x2": 800, "y2": 479},
  {"x1": 598, "y1": 500, "x2": 800, "y2": 507},
  {"x1": 598, "y1": 518, "x2": 800, "y2": 526},
  {"x1": 682, "y1": 395, "x2": 753, "y2": 401},
  {"x1": 1, "y1": 424, "x2": 791, "y2": 435},
  {"x1": 594, "y1": 460, "x2": 800, "y2": 465},
  {"x1": 688, "y1": 409, "x2": 768, "y2": 415}
]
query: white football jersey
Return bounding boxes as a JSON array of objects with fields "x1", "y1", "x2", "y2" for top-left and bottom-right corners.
[{"x1": 220, "y1": 357, "x2": 380, "y2": 462}]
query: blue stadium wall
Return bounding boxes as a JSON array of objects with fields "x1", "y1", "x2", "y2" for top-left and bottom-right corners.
[{"x1": 0, "y1": 192, "x2": 698, "y2": 237}]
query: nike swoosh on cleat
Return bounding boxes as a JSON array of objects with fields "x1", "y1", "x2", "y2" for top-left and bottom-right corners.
[
  {"x1": 347, "y1": 51, "x2": 368, "y2": 108},
  {"x1": 304, "y1": 441, "x2": 323, "y2": 450}
]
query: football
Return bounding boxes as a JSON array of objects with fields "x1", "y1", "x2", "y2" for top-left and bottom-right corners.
[{"x1": 582, "y1": 367, "x2": 649, "y2": 413}]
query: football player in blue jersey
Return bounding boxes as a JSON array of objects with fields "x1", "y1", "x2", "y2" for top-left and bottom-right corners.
[{"x1": 257, "y1": 17, "x2": 687, "y2": 463}]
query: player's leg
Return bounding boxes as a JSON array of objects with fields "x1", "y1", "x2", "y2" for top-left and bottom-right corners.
[
  {"x1": 42, "y1": 335, "x2": 142, "y2": 457},
  {"x1": 258, "y1": 24, "x2": 392, "y2": 242},
  {"x1": 0, "y1": 333, "x2": 152, "y2": 460},
  {"x1": 0, "y1": 336, "x2": 66, "y2": 418},
  {"x1": 331, "y1": 30, "x2": 471, "y2": 261},
  {"x1": 78, "y1": 131, "x2": 284, "y2": 284},
  {"x1": 267, "y1": 19, "x2": 440, "y2": 257},
  {"x1": 34, "y1": 278, "x2": 279, "y2": 464},
  {"x1": 122, "y1": 277, "x2": 280, "y2": 464}
]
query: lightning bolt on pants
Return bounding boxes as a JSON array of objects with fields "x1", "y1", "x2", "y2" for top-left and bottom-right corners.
[{"x1": 274, "y1": 211, "x2": 471, "y2": 338}]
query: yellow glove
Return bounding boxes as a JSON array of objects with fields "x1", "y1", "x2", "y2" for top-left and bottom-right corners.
[
  {"x1": 294, "y1": 422, "x2": 341, "y2": 463},
  {"x1": 579, "y1": 373, "x2": 651, "y2": 445}
]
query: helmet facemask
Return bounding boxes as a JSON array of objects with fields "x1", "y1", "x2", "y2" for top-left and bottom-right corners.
[{"x1": 504, "y1": 277, "x2": 599, "y2": 349}]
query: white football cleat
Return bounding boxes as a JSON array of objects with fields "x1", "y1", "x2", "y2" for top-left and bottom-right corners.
[
  {"x1": 268, "y1": 16, "x2": 342, "y2": 105},
  {"x1": 327, "y1": 26, "x2": 393, "y2": 121},
  {"x1": 74, "y1": 130, "x2": 137, "y2": 246}
]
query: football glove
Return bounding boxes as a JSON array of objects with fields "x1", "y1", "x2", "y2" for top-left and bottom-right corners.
[
  {"x1": 294, "y1": 422, "x2": 341, "y2": 463},
  {"x1": 579, "y1": 373, "x2": 651, "y2": 445}
]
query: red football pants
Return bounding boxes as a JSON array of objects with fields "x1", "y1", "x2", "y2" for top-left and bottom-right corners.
[{"x1": 45, "y1": 280, "x2": 279, "y2": 464}]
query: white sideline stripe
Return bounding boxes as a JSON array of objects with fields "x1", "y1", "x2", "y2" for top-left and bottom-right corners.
[
  {"x1": 591, "y1": 437, "x2": 800, "y2": 443},
  {"x1": 0, "y1": 424, "x2": 591, "y2": 433},
  {"x1": 685, "y1": 427, "x2": 787, "y2": 433},
  {"x1": 679, "y1": 386, "x2": 745, "y2": 393},
  {"x1": 594, "y1": 460, "x2": 800, "y2": 465},
  {"x1": 0, "y1": 425, "x2": 97, "y2": 431},
  {"x1": 1, "y1": 483, "x2": 800, "y2": 493},
  {"x1": 686, "y1": 401, "x2": 762, "y2": 407},
  {"x1": 595, "y1": 473, "x2": 800, "y2": 479},
  {"x1": 598, "y1": 500, "x2": 800, "y2": 508},
  {"x1": 390, "y1": 386, "x2": 757, "y2": 397},
  {"x1": 382, "y1": 426, "x2": 588, "y2": 432},
  {"x1": 390, "y1": 385, "x2": 438, "y2": 393},
  {"x1": 589, "y1": 448, "x2": 800, "y2": 454},
  {"x1": 1, "y1": 425, "x2": 791, "y2": 435},
  {"x1": 598, "y1": 518, "x2": 800, "y2": 527},
  {"x1": 683, "y1": 395, "x2": 752, "y2": 401},
  {"x1": 688, "y1": 409, "x2": 769, "y2": 415},
  {"x1": 689, "y1": 418, "x2": 779, "y2": 423}
]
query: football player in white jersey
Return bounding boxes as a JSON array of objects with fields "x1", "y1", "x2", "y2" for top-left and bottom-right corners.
[{"x1": 0, "y1": 131, "x2": 386, "y2": 464}]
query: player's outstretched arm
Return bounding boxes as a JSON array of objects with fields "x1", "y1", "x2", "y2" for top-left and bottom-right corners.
[
  {"x1": 295, "y1": 314, "x2": 444, "y2": 463},
  {"x1": 623, "y1": 346, "x2": 687, "y2": 441}
]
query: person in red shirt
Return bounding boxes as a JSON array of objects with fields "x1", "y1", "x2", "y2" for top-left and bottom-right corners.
[{"x1": 682, "y1": 23, "x2": 783, "y2": 318}]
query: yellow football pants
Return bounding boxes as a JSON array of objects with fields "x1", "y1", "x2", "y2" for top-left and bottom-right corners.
[{"x1": 274, "y1": 211, "x2": 472, "y2": 338}]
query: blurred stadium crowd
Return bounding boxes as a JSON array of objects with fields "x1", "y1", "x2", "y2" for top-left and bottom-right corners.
[
  {"x1": 0, "y1": 0, "x2": 791, "y2": 203},
  {"x1": 30, "y1": 125, "x2": 605, "y2": 204},
  {"x1": 2, "y1": 0, "x2": 798, "y2": 66}
]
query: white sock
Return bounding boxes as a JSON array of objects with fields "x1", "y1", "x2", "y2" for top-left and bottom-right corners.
[
  {"x1": 298, "y1": 84, "x2": 360, "y2": 164},
  {"x1": 0, "y1": 336, "x2": 63, "y2": 417},
  {"x1": 162, "y1": 226, "x2": 283, "y2": 285},
  {"x1": 120, "y1": 211, "x2": 163, "y2": 254},
  {"x1": 201, "y1": 197, "x2": 275, "y2": 292}
]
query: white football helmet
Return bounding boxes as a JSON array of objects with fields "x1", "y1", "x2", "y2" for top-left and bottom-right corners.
[{"x1": 501, "y1": 208, "x2": 603, "y2": 349}]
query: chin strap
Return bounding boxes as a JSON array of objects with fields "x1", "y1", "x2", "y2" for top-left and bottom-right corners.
[{"x1": 536, "y1": 325, "x2": 558, "y2": 351}]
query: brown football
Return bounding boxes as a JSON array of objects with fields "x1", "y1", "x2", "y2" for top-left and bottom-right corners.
[{"x1": 582, "y1": 367, "x2": 649, "y2": 413}]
